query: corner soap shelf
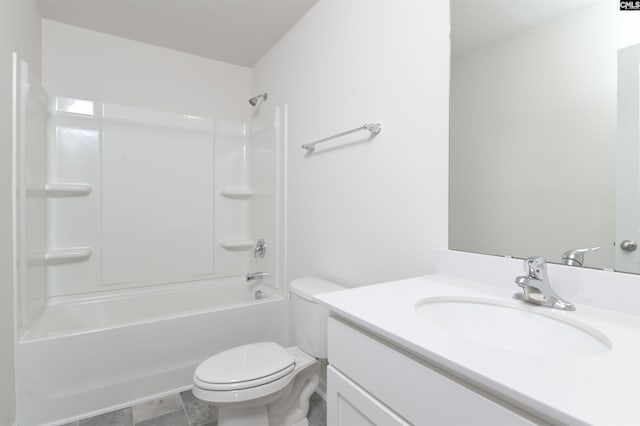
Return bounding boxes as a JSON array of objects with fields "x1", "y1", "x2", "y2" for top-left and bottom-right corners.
[
  {"x1": 45, "y1": 247, "x2": 93, "y2": 263},
  {"x1": 220, "y1": 240, "x2": 254, "y2": 251},
  {"x1": 220, "y1": 188, "x2": 254, "y2": 200},
  {"x1": 45, "y1": 183, "x2": 92, "y2": 196}
]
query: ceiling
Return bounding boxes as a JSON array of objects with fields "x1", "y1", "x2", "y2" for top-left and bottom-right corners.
[
  {"x1": 451, "y1": 0, "x2": 600, "y2": 57},
  {"x1": 37, "y1": 0, "x2": 318, "y2": 67}
]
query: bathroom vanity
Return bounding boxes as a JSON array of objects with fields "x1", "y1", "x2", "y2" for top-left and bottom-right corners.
[
  {"x1": 316, "y1": 260, "x2": 640, "y2": 425},
  {"x1": 325, "y1": 316, "x2": 537, "y2": 425}
]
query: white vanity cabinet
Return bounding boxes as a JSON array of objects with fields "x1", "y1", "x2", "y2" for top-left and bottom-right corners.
[{"x1": 326, "y1": 317, "x2": 540, "y2": 426}]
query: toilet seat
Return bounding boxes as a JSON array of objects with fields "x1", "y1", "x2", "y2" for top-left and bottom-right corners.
[{"x1": 194, "y1": 342, "x2": 295, "y2": 391}]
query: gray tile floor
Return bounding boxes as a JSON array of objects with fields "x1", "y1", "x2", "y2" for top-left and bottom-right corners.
[{"x1": 63, "y1": 390, "x2": 326, "y2": 426}]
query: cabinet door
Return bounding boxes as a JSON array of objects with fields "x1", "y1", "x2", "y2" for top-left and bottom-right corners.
[{"x1": 327, "y1": 366, "x2": 410, "y2": 426}]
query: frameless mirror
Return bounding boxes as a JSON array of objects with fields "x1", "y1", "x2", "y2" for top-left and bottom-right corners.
[{"x1": 449, "y1": 0, "x2": 640, "y2": 273}]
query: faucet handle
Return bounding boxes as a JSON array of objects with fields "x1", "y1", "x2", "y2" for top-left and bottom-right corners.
[
  {"x1": 523, "y1": 257, "x2": 548, "y2": 280},
  {"x1": 562, "y1": 247, "x2": 600, "y2": 267},
  {"x1": 254, "y1": 238, "x2": 267, "y2": 258}
]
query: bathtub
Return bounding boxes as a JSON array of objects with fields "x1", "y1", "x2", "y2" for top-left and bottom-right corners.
[{"x1": 16, "y1": 279, "x2": 286, "y2": 426}]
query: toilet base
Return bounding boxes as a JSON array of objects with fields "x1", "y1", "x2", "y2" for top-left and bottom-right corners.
[
  {"x1": 217, "y1": 406, "x2": 309, "y2": 426},
  {"x1": 218, "y1": 405, "x2": 269, "y2": 426}
]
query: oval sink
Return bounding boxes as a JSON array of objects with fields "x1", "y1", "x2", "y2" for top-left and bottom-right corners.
[{"x1": 415, "y1": 297, "x2": 611, "y2": 357}]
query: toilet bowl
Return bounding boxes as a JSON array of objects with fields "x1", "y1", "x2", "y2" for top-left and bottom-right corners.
[{"x1": 192, "y1": 277, "x2": 345, "y2": 426}]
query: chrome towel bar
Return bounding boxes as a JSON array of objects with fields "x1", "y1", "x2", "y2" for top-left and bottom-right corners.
[{"x1": 301, "y1": 123, "x2": 382, "y2": 153}]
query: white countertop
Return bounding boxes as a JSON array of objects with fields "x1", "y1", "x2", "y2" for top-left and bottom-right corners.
[{"x1": 315, "y1": 274, "x2": 640, "y2": 425}]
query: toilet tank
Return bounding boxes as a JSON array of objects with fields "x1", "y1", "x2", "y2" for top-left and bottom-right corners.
[{"x1": 289, "y1": 277, "x2": 346, "y2": 359}]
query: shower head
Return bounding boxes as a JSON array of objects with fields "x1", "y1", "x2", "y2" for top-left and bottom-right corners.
[{"x1": 249, "y1": 92, "x2": 268, "y2": 106}]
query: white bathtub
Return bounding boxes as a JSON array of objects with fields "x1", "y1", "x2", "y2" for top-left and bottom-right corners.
[{"x1": 16, "y1": 279, "x2": 286, "y2": 426}]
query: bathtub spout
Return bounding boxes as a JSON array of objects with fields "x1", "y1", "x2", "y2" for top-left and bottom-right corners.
[{"x1": 246, "y1": 272, "x2": 270, "y2": 281}]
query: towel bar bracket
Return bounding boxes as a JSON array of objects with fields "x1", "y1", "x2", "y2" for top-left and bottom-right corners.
[{"x1": 363, "y1": 123, "x2": 382, "y2": 134}]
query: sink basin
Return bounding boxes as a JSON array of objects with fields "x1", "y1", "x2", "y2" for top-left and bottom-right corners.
[{"x1": 415, "y1": 297, "x2": 611, "y2": 357}]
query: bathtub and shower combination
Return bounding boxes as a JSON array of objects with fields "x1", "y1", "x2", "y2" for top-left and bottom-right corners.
[{"x1": 15, "y1": 92, "x2": 286, "y2": 425}]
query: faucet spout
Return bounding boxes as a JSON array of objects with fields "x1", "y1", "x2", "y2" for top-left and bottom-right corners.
[
  {"x1": 514, "y1": 275, "x2": 529, "y2": 287},
  {"x1": 513, "y1": 257, "x2": 575, "y2": 311},
  {"x1": 246, "y1": 271, "x2": 270, "y2": 282}
]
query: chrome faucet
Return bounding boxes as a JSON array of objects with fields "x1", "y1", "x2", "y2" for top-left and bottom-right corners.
[
  {"x1": 514, "y1": 257, "x2": 575, "y2": 311},
  {"x1": 246, "y1": 272, "x2": 270, "y2": 282}
]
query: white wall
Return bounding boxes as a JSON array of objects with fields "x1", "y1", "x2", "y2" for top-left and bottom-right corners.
[
  {"x1": 252, "y1": 0, "x2": 450, "y2": 287},
  {"x1": 42, "y1": 20, "x2": 252, "y2": 121},
  {"x1": 0, "y1": 0, "x2": 41, "y2": 423},
  {"x1": 450, "y1": 1, "x2": 640, "y2": 268}
]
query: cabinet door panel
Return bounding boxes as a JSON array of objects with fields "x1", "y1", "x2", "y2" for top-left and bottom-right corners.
[{"x1": 327, "y1": 366, "x2": 409, "y2": 426}]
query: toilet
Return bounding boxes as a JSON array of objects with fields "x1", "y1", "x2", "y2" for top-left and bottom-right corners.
[{"x1": 192, "y1": 277, "x2": 346, "y2": 426}]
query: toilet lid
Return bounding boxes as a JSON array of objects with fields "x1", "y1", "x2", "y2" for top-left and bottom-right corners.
[{"x1": 194, "y1": 342, "x2": 295, "y2": 391}]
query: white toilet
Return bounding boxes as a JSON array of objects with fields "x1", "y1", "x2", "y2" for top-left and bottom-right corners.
[{"x1": 192, "y1": 277, "x2": 346, "y2": 426}]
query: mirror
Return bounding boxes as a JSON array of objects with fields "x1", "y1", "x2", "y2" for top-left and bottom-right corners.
[{"x1": 449, "y1": 0, "x2": 640, "y2": 273}]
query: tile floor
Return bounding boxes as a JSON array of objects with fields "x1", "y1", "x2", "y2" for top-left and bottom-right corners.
[{"x1": 62, "y1": 390, "x2": 326, "y2": 426}]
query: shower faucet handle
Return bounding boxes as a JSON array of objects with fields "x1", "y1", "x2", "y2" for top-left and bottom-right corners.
[{"x1": 254, "y1": 238, "x2": 267, "y2": 258}]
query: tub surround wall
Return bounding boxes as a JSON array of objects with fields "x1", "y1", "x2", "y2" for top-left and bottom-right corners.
[
  {"x1": 213, "y1": 120, "x2": 253, "y2": 279},
  {"x1": 0, "y1": 0, "x2": 42, "y2": 424},
  {"x1": 252, "y1": 0, "x2": 450, "y2": 287},
  {"x1": 44, "y1": 99, "x2": 267, "y2": 298}
]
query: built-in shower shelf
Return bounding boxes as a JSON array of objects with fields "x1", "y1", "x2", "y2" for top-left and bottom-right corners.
[
  {"x1": 220, "y1": 188, "x2": 254, "y2": 199},
  {"x1": 220, "y1": 240, "x2": 254, "y2": 251},
  {"x1": 45, "y1": 183, "x2": 93, "y2": 196},
  {"x1": 45, "y1": 247, "x2": 93, "y2": 263}
]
